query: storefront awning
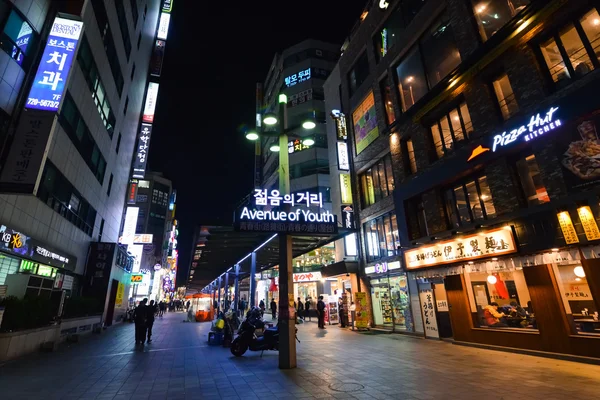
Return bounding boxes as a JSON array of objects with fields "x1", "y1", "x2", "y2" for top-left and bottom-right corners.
[
  {"x1": 187, "y1": 225, "x2": 354, "y2": 291},
  {"x1": 321, "y1": 261, "x2": 359, "y2": 278}
]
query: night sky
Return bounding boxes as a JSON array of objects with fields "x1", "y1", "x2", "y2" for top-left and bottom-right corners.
[{"x1": 149, "y1": 0, "x2": 367, "y2": 286}]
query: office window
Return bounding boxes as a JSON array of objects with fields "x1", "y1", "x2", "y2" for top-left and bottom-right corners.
[
  {"x1": 115, "y1": 0, "x2": 131, "y2": 59},
  {"x1": 124, "y1": 96, "x2": 129, "y2": 115},
  {"x1": 403, "y1": 138, "x2": 417, "y2": 174},
  {"x1": 445, "y1": 175, "x2": 496, "y2": 227},
  {"x1": 430, "y1": 102, "x2": 473, "y2": 158},
  {"x1": 471, "y1": 0, "x2": 529, "y2": 41},
  {"x1": 77, "y1": 36, "x2": 116, "y2": 138},
  {"x1": 348, "y1": 52, "x2": 369, "y2": 95},
  {"x1": 364, "y1": 211, "x2": 400, "y2": 262},
  {"x1": 137, "y1": 31, "x2": 142, "y2": 49},
  {"x1": 131, "y1": 63, "x2": 136, "y2": 80},
  {"x1": 37, "y1": 161, "x2": 98, "y2": 236},
  {"x1": 380, "y1": 78, "x2": 396, "y2": 125},
  {"x1": 514, "y1": 154, "x2": 549, "y2": 206},
  {"x1": 0, "y1": 8, "x2": 37, "y2": 67},
  {"x1": 374, "y1": 5, "x2": 403, "y2": 61},
  {"x1": 107, "y1": 173, "x2": 113, "y2": 196},
  {"x1": 492, "y1": 73, "x2": 519, "y2": 120},
  {"x1": 59, "y1": 93, "x2": 107, "y2": 183},
  {"x1": 539, "y1": 8, "x2": 600, "y2": 88},
  {"x1": 98, "y1": 218, "x2": 105, "y2": 241},
  {"x1": 395, "y1": 47, "x2": 428, "y2": 111},
  {"x1": 406, "y1": 196, "x2": 428, "y2": 240},
  {"x1": 421, "y1": 16, "x2": 462, "y2": 87},
  {"x1": 91, "y1": 0, "x2": 124, "y2": 95},
  {"x1": 360, "y1": 154, "x2": 394, "y2": 208},
  {"x1": 129, "y1": 0, "x2": 139, "y2": 27},
  {"x1": 116, "y1": 132, "x2": 122, "y2": 153}
]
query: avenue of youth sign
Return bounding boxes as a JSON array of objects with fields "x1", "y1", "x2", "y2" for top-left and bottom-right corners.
[{"x1": 234, "y1": 189, "x2": 338, "y2": 234}]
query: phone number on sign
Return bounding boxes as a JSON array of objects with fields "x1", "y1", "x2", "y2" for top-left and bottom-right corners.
[{"x1": 27, "y1": 98, "x2": 60, "y2": 109}]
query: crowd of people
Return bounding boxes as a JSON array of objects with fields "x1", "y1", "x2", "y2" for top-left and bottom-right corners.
[{"x1": 131, "y1": 298, "x2": 193, "y2": 346}]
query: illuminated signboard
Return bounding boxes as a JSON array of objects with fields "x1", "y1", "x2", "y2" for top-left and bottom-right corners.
[
  {"x1": 288, "y1": 139, "x2": 311, "y2": 154},
  {"x1": 26, "y1": 17, "x2": 83, "y2": 111},
  {"x1": 132, "y1": 123, "x2": 153, "y2": 178},
  {"x1": 288, "y1": 89, "x2": 312, "y2": 107},
  {"x1": 142, "y1": 83, "x2": 159, "y2": 123},
  {"x1": 557, "y1": 211, "x2": 579, "y2": 245},
  {"x1": 149, "y1": 40, "x2": 166, "y2": 77},
  {"x1": 133, "y1": 234, "x2": 153, "y2": 244},
  {"x1": 332, "y1": 110, "x2": 348, "y2": 140},
  {"x1": 404, "y1": 227, "x2": 517, "y2": 269},
  {"x1": 337, "y1": 142, "x2": 349, "y2": 170},
  {"x1": 285, "y1": 68, "x2": 311, "y2": 87},
  {"x1": 157, "y1": 13, "x2": 171, "y2": 40},
  {"x1": 130, "y1": 244, "x2": 144, "y2": 273},
  {"x1": 121, "y1": 207, "x2": 139, "y2": 245},
  {"x1": 379, "y1": 0, "x2": 390, "y2": 9},
  {"x1": 234, "y1": 189, "x2": 337, "y2": 234},
  {"x1": 127, "y1": 181, "x2": 138, "y2": 204},
  {"x1": 341, "y1": 205, "x2": 354, "y2": 229},
  {"x1": 340, "y1": 174, "x2": 353, "y2": 204},
  {"x1": 131, "y1": 274, "x2": 143, "y2": 283},
  {"x1": 293, "y1": 271, "x2": 322, "y2": 283},
  {"x1": 14, "y1": 21, "x2": 32, "y2": 66},
  {"x1": 162, "y1": 0, "x2": 173, "y2": 12},
  {"x1": 577, "y1": 206, "x2": 600, "y2": 241}
]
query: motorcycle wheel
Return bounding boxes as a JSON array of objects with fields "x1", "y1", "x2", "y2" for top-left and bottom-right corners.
[{"x1": 230, "y1": 337, "x2": 248, "y2": 357}]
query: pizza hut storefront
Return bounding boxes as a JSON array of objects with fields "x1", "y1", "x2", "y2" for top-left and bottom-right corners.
[{"x1": 404, "y1": 222, "x2": 600, "y2": 359}]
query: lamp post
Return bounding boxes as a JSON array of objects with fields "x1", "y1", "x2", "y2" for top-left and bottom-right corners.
[{"x1": 245, "y1": 93, "x2": 316, "y2": 369}]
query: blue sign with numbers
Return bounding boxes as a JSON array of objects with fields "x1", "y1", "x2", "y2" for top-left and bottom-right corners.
[{"x1": 25, "y1": 17, "x2": 83, "y2": 112}]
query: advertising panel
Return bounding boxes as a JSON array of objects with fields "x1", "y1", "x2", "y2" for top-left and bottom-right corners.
[
  {"x1": 132, "y1": 123, "x2": 153, "y2": 178},
  {"x1": 142, "y1": 83, "x2": 159, "y2": 123},
  {"x1": 0, "y1": 110, "x2": 55, "y2": 194},
  {"x1": 419, "y1": 289, "x2": 439, "y2": 339},
  {"x1": 354, "y1": 292, "x2": 369, "y2": 328},
  {"x1": 149, "y1": 39, "x2": 166, "y2": 77},
  {"x1": 157, "y1": 13, "x2": 171, "y2": 40},
  {"x1": 82, "y1": 243, "x2": 115, "y2": 303},
  {"x1": 121, "y1": 207, "x2": 139, "y2": 245},
  {"x1": 26, "y1": 17, "x2": 83, "y2": 111},
  {"x1": 341, "y1": 205, "x2": 355, "y2": 229},
  {"x1": 337, "y1": 142, "x2": 350, "y2": 170},
  {"x1": 339, "y1": 174, "x2": 353, "y2": 204},
  {"x1": 352, "y1": 92, "x2": 379, "y2": 155}
]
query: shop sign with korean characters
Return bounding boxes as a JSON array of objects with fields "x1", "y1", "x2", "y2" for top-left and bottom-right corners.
[
  {"x1": 235, "y1": 189, "x2": 337, "y2": 234},
  {"x1": 404, "y1": 227, "x2": 517, "y2": 269}
]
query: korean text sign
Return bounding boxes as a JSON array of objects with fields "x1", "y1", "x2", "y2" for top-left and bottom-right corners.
[
  {"x1": 132, "y1": 124, "x2": 153, "y2": 178},
  {"x1": 26, "y1": 17, "x2": 83, "y2": 112},
  {"x1": 404, "y1": 227, "x2": 517, "y2": 269}
]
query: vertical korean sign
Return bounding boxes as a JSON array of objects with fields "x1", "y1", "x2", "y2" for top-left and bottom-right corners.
[
  {"x1": 26, "y1": 17, "x2": 83, "y2": 111},
  {"x1": 142, "y1": 82, "x2": 159, "y2": 123},
  {"x1": 132, "y1": 124, "x2": 152, "y2": 178}
]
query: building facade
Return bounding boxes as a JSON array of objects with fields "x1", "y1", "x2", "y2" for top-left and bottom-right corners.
[
  {"x1": 337, "y1": 0, "x2": 600, "y2": 357},
  {"x1": 0, "y1": 0, "x2": 162, "y2": 324}
]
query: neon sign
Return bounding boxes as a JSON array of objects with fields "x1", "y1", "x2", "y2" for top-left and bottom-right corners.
[
  {"x1": 379, "y1": 0, "x2": 390, "y2": 9},
  {"x1": 492, "y1": 106, "x2": 560, "y2": 152}
]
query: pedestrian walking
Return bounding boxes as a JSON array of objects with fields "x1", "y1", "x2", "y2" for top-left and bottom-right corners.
[
  {"x1": 339, "y1": 297, "x2": 346, "y2": 328},
  {"x1": 270, "y1": 298, "x2": 277, "y2": 320},
  {"x1": 259, "y1": 299, "x2": 265, "y2": 317},
  {"x1": 134, "y1": 298, "x2": 148, "y2": 345},
  {"x1": 146, "y1": 300, "x2": 157, "y2": 343},
  {"x1": 317, "y1": 296, "x2": 326, "y2": 329},
  {"x1": 305, "y1": 297, "x2": 312, "y2": 322},
  {"x1": 158, "y1": 301, "x2": 166, "y2": 317},
  {"x1": 297, "y1": 297, "x2": 304, "y2": 321},
  {"x1": 186, "y1": 300, "x2": 191, "y2": 311}
]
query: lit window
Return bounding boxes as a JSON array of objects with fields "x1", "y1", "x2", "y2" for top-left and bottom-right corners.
[
  {"x1": 492, "y1": 73, "x2": 519, "y2": 120},
  {"x1": 363, "y1": 211, "x2": 399, "y2": 262},
  {"x1": 553, "y1": 264, "x2": 599, "y2": 336},
  {"x1": 360, "y1": 154, "x2": 394, "y2": 207},
  {"x1": 395, "y1": 47, "x2": 428, "y2": 111},
  {"x1": 430, "y1": 102, "x2": 473, "y2": 158},
  {"x1": 471, "y1": 0, "x2": 530, "y2": 41},
  {"x1": 404, "y1": 138, "x2": 417, "y2": 174},
  {"x1": 515, "y1": 154, "x2": 549, "y2": 206},
  {"x1": 445, "y1": 175, "x2": 495, "y2": 227},
  {"x1": 380, "y1": 78, "x2": 396, "y2": 125}
]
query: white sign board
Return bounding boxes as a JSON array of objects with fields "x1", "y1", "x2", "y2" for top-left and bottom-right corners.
[
  {"x1": 419, "y1": 289, "x2": 439, "y2": 339},
  {"x1": 157, "y1": 13, "x2": 171, "y2": 40},
  {"x1": 121, "y1": 207, "x2": 139, "y2": 245},
  {"x1": 337, "y1": 142, "x2": 349, "y2": 170}
]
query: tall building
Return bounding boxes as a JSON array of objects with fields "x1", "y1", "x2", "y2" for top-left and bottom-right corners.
[
  {"x1": 0, "y1": 0, "x2": 162, "y2": 324},
  {"x1": 336, "y1": 0, "x2": 600, "y2": 358}
]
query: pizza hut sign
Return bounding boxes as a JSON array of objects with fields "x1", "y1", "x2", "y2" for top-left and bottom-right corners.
[{"x1": 293, "y1": 271, "x2": 322, "y2": 283}]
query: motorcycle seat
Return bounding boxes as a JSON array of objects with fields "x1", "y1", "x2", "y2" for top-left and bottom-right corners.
[{"x1": 263, "y1": 327, "x2": 278, "y2": 338}]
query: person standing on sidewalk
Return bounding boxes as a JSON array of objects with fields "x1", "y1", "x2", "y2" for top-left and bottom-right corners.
[
  {"x1": 146, "y1": 300, "x2": 157, "y2": 343},
  {"x1": 305, "y1": 297, "x2": 312, "y2": 322},
  {"x1": 133, "y1": 298, "x2": 148, "y2": 345},
  {"x1": 270, "y1": 298, "x2": 277, "y2": 320},
  {"x1": 296, "y1": 297, "x2": 304, "y2": 322},
  {"x1": 317, "y1": 296, "x2": 326, "y2": 329}
]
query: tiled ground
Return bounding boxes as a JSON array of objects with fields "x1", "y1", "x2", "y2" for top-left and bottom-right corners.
[{"x1": 0, "y1": 311, "x2": 599, "y2": 400}]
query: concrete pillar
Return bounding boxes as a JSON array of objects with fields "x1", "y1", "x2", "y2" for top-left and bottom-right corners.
[
  {"x1": 217, "y1": 276, "x2": 222, "y2": 314},
  {"x1": 224, "y1": 271, "x2": 230, "y2": 311},
  {"x1": 250, "y1": 252, "x2": 257, "y2": 308},
  {"x1": 278, "y1": 234, "x2": 296, "y2": 369},
  {"x1": 234, "y1": 264, "x2": 240, "y2": 313}
]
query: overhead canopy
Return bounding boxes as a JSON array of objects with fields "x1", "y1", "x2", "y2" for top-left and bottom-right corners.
[{"x1": 187, "y1": 225, "x2": 354, "y2": 291}]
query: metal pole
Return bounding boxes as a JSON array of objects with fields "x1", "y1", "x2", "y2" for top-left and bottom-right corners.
[
  {"x1": 250, "y1": 252, "x2": 257, "y2": 308},
  {"x1": 224, "y1": 271, "x2": 230, "y2": 311},
  {"x1": 234, "y1": 264, "x2": 240, "y2": 314},
  {"x1": 277, "y1": 96, "x2": 296, "y2": 369},
  {"x1": 217, "y1": 276, "x2": 222, "y2": 314}
]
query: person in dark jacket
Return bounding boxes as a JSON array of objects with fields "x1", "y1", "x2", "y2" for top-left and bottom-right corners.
[
  {"x1": 305, "y1": 297, "x2": 312, "y2": 321},
  {"x1": 317, "y1": 296, "x2": 326, "y2": 329},
  {"x1": 134, "y1": 298, "x2": 148, "y2": 345},
  {"x1": 297, "y1": 297, "x2": 304, "y2": 321},
  {"x1": 270, "y1": 298, "x2": 277, "y2": 320},
  {"x1": 259, "y1": 299, "x2": 266, "y2": 316},
  {"x1": 146, "y1": 300, "x2": 157, "y2": 343}
]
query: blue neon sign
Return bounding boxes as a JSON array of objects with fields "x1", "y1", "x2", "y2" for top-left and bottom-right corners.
[{"x1": 25, "y1": 17, "x2": 83, "y2": 112}]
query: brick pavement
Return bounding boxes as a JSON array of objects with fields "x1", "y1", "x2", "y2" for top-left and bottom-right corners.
[{"x1": 0, "y1": 311, "x2": 599, "y2": 400}]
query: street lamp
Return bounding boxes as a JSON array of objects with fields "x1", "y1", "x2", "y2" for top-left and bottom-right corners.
[{"x1": 245, "y1": 131, "x2": 259, "y2": 141}]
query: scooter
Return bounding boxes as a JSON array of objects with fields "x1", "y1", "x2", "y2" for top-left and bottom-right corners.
[{"x1": 230, "y1": 307, "x2": 299, "y2": 357}]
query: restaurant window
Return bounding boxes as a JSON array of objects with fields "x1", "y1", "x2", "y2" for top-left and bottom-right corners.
[
  {"x1": 406, "y1": 196, "x2": 428, "y2": 240},
  {"x1": 0, "y1": 7, "x2": 37, "y2": 67},
  {"x1": 374, "y1": 5, "x2": 403, "y2": 61},
  {"x1": 430, "y1": 102, "x2": 473, "y2": 158},
  {"x1": 492, "y1": 73, "x2": 519, "y2": 120},
  {"x1": 552, "y1": 263, "x2": 599, "y2": 336},
  {"x1": 514, "y1": 154, "x2": 550, "y2": 206},
  {"x1": 360, "y1": 154, "x2": 394, "y2": 208},
  {"x1": 421, "y1": 16, "x2": 462, "y2": 87},
  {"x1": 380, "y1": 78, "x2": 396, "y2": 125},
  {"x1": 465, "y1": 267, "x2": 538, "y2": 331},
  {"x1": 539, "y1": 8, "x2": 600, "y2": 88},
  {"x1": 445, "y1": 175, "x2": 496, "y2": 228},
  {"x1": 348, "y1": 52, "x2": 369, "y2": 96},
  {"x1": 471, "y1": 0, "x2": 529, "y2": 41},
  {"x1": 363, "y1": 211, "x2": 400, "y2": 262},
  {"x1": 395, "y1": 47, "x2": 428, "y2": 111},
  {"x1": 403, "y1": 138, "x2": 417, "y2": 175}
]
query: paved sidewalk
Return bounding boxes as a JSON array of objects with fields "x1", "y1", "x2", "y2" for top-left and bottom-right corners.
[{"x1": 0, "y1": 311, "x2": 599, "y2": 400}]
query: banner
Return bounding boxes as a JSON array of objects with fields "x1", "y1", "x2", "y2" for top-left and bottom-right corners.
[
  {"x1": 352, "y1": 92, "x2": 379, "y2": 155},
  {"x1": 419, "y1": 289, "x2": 439, "y2": 339},
  {"x1": 354, "y1": 292, "x2": 369, "y2": 328}
]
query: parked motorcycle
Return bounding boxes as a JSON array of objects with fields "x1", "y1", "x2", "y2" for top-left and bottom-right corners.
[{"x1": 230, "y1": 307, "x2": 299, "y2": 357}]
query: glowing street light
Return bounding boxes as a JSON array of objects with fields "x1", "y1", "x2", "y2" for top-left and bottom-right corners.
[
  {"x1": 302, "y1": 138, "x2": 315, "y2": 146},
  {"x1": 245, "y1": 131, "x2": 259, "y2": 141},
  {"x1": 269, "y1": 144, "x2": 280, "y2": 152},
  {"x1": 263, "y1": 114, "x2": 278, "y2": 125},
  {"x1": 302, "y1": 120, "x2": 316, "y2": 130}
]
